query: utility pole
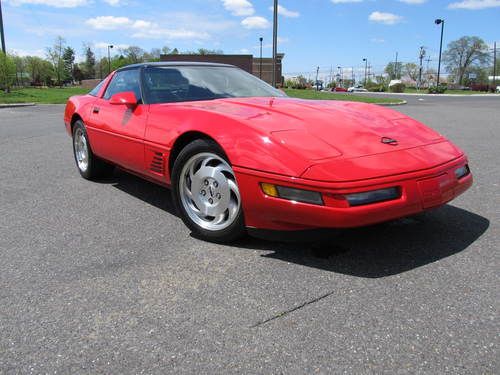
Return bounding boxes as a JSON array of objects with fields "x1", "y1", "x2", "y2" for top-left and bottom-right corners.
[
  {"x1": 259, "y1": 37, "x2": 263, "y2": 79},
  {"x1": 435, "y1": 18, "x2": 445, "y2": 87},
  {"x1": 362, "y1": 58, "x2": 367, "y2": 86},
  {"x1": 351, "y1": 66, "x2": 354, "y2": 86},
  {"x1": 0, "y1": 0, "x2": 6, "y2": 54},
  {"x1": 315, "y1": 66, "x2": 319, "y2": 90},
  {"x1": 418, "y1": 46, "x2": 426, "y2": 90},
  {"x1": 272, "y1": 0, "x2": 278, "y2": 87},
  {"x1": 493, "y1": 41, "x2": 497, "y2": 91}
]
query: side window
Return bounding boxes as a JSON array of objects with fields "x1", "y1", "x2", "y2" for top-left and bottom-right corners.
[
  {"x1": 88, "y1": 79, "x2": 105, "y2": 97},
  {"x1": 103, "y1": 69, "x2": 142, "y2": 101}
]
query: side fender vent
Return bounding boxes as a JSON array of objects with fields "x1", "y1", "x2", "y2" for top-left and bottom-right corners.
[{"x1": 150, "y1": 152, "x2": 164, "y2": 175}]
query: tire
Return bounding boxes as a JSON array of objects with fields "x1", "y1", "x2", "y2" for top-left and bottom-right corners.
[
  {"x1": 72, "y1": 120, "x2": 114, "y2": 180},
  {"x1": 171, "y1": 139, "x2": 246, "y2": 243}
]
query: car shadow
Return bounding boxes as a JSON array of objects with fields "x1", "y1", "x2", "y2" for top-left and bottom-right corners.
[{"x1": 107, "y1": 169, "x2": 489, "y2": 279}]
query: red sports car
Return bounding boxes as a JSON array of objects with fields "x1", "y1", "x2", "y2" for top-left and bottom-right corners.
[{"x1": 64, "y1": 62, "x2": 472, "y2": 242}]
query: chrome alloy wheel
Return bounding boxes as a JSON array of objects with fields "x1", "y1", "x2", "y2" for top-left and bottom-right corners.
[
  {"x1": 179, "y1": 152, "x2": 241, "y2": 231},
  {"x1": 73, "y1": 128, "x2": 89, "y2": 172}
]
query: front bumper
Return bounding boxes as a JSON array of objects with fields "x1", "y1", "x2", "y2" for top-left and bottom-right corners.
[{"x1": 234, "y1": 155, "x2": 472, "y2": 231}]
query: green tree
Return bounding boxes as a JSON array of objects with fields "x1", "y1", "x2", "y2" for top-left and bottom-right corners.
[
  {"x1": 443, "y1": 36, "x2": 490, "y2": 85},
  {"x1": 83, "y1": 44, "x2": 96, "y2": 79},
  {"x1": 62, "y1": 46, "x2": 75, "y2": 83},
  {"x1": 46, "y1": 36, "x2": 66, "y2": 86},
  {"x1": 11, "y1": 54, "x2": 27, "y2": 87},
  {"x1": 384, "y1": 62, "x2": 403, "y2": 80},
  {"x1": 25, "y1": 56, "x2": 53, "y2": 85},
  {"x1": 0, "y1": 52, "x2": 16, "y2": 92}
]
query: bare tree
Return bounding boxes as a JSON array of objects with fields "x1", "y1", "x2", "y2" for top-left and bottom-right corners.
[
  {"x1": 404, "y1": 63, "x2": 419, "y2": 82},
  {"x1": 46, "y1": 36, "x2": 66, "y2": 86},
  {"x1": 443, "y1": 36, "x2": 490, "y2": 85}
]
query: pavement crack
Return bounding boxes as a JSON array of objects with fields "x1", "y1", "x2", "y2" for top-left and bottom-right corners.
[{"x1": 250, "y1": 290, "x2": 335, "y2": 328}]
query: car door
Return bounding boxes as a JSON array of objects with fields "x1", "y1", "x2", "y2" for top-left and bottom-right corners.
[{"x1": 87, "y1": 68, "x2": 149, "y2": 173}]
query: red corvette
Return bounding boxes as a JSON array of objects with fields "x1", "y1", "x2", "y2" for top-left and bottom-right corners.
[{"x1": 64, "y1": 62, "x2": 472, "y2": 242}]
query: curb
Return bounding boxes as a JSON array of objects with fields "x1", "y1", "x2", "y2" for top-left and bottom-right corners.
[
  {"x1": 377, "y1": 100, "x2": 407, "y2": 106},
  {"x1": 0, "y1": 103, "x2": 36, "y2": 109}
]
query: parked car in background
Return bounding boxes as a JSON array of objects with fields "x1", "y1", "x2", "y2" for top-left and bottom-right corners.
[
  {"x1": 496, "y1": 86, "x2": 500, "y2": 93},
  {"x1": 332, "y1": 87, "x2": 348, "y2": 92},
  {"x1": 347, "y1": 85, "x2": 368, "y2": 92}
]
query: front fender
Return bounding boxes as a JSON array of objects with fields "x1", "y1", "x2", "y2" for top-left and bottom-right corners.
[{"x1": 145, "y1": 104, "x2": 311, "y2": 178}]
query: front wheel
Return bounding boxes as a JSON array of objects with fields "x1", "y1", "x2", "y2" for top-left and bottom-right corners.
[
  {"x1": 72, "y1": 120, "x2": 114, "y2": 180},
  {"x1": 171, "y1": 139, "x2": 245, "y2": 243}
]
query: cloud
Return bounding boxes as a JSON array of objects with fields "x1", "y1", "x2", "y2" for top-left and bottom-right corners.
[
  {"x1": 221, "y1": 0, "x2": 254, "y2": 16},
  {"x1": 448, "y1": 0, "x2": 500, "y2": 9},
  {"x1": 330, "y1": 0, "x2": 363, "y2": 3},
  {"x1": 9, "y1": 48, "x2": 45, "y2": 57},
  {"x1": 103, "y1": 0, "x2": 122, "y2": 5},
  {"x1": 94, "y1": 42, "x2": 130, "y2": 49},
  {"x1": 85, "y1": 16, "x2": 132, "y2": 30},
  {"x1": 131, "y1": 29, "x2": 210, "y2": 40},
  {"x1": 241, "y1": 16, "x2": 270, "y2": 29},
  {"x1": 85, "y1": 15, "x2": 210, "y2": 40},
  {"x1": 368, "y1": 11, "x2": 403, "y2": 24},
  {"x1": 398, "y1": 0, "x2": 427, "y2": 3},
  {"x1": 370, "y1": 37, "x2": 386, "y2": 43},
  {"x1": 6, "y1": 0, "x2": 89, "y2": 7},
  {"x1": 269, "y1": 4, "x2": 300, "y2": 17}
]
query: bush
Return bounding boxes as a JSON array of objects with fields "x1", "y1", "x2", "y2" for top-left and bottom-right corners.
[
  {"x1": 365, "y1": 81, "x2": 386, "y2": 92},
  {"x1": 389, "y1": 83, "x2": 406, "y2": 93},
  {"x1": 428, "y1": 85, "x2": 447, "y2": 94},
  {"x1": 369, "y1": 84, "x2": 386, "y2": 92}
]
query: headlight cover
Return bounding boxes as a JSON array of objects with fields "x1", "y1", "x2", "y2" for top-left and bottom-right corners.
[
  {"x1": 261, "y1": 183, "x2": 324, "y2": 205},
  {"x1": 346, "y1": 187, "x2": 400, "y2": 207}
]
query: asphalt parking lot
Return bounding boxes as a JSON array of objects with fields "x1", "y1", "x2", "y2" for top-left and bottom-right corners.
[{"x1": 1, "y1": 97, "x2": 498, "y2": 374}]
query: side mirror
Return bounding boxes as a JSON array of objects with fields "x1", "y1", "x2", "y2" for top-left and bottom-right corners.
[{"x1": 109, "y1": 91, "x2": 138, "y2": 106}]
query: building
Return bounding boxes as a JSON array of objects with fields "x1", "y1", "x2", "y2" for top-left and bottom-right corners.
[{"x1": 159, "y1": 53, "x2": 285, "y2": 87}]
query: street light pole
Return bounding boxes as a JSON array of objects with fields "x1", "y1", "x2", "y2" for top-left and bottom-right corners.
[
  {"x1": 435, "y1": 18, "x2": 445, "y2": 87},
  {"x1": 272, "y1": 0, "x2": 278, "y2": 87},
  {"x1": 259, "y1": 37, "x2": 263, "y2": 79},
  {"x1": 363, "y1": 58, "x2": 367, "y2": 86},
  {"x1": 0, "y1": 0, "x2": 6, "y2": 54},
  {"x1": 107, "y1": 45, "x2": 113, "y2": 75}
]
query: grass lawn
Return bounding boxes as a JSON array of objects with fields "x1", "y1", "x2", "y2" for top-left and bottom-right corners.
[
  {"x1": 0, "y1": 87, "x2": 89, "y2": 104},
  {"x1": 284, "y1": 89, "x2": 403, "y2": 104},
  {"x1": 1, "y1": 87, "x2": 406, "y2": 105}
]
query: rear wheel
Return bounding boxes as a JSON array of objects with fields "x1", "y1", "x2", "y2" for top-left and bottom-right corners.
[
  {"x1": 72, "y1": 120, "x2": 114, "y2": 180},
  {"x1": 172, "y1": 139, "x2": 245, "y2": 243}
]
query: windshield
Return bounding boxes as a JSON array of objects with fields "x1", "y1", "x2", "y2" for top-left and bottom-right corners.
[{"x1": 143, "y1": 66, "x2": 286, "y2": 104}]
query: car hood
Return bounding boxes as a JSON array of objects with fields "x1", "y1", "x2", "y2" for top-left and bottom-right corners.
[{"x1": 183, "y1": 97, "x2": 444, "y2": 161}]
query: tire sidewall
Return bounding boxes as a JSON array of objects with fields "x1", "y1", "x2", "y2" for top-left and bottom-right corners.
[
  {"x1": 72, "y1": 120, "x2": 92, "y2": 179},
  {"x1": 171, "y1": 139, "x2": 245, "y2": 243}
]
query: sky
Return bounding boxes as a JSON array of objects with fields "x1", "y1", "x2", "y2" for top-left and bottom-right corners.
[{"x1": 2, "y1": 0, "x2": 499, "y2": 79}]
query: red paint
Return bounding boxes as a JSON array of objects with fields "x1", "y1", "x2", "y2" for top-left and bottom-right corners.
[{"x1": 65, "y1": 88, "x2": 473, "y2": 231}]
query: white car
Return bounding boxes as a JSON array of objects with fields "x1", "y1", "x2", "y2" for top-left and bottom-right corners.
[
  {"x1": 496, "y1": 86, "x2": 500, "y2": 93},
  {"x1": 347, "y1": 86, "x2": 368, "y2": 93}
]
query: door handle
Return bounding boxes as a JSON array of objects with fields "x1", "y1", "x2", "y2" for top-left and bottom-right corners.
[{"x1": 93, "y1": 107, "x2": 100, "y2": 114}]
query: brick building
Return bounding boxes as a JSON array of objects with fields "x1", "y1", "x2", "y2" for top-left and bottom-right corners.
[{"x1": 159, "y1": 53, "x2": 285, "y2": 87}]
